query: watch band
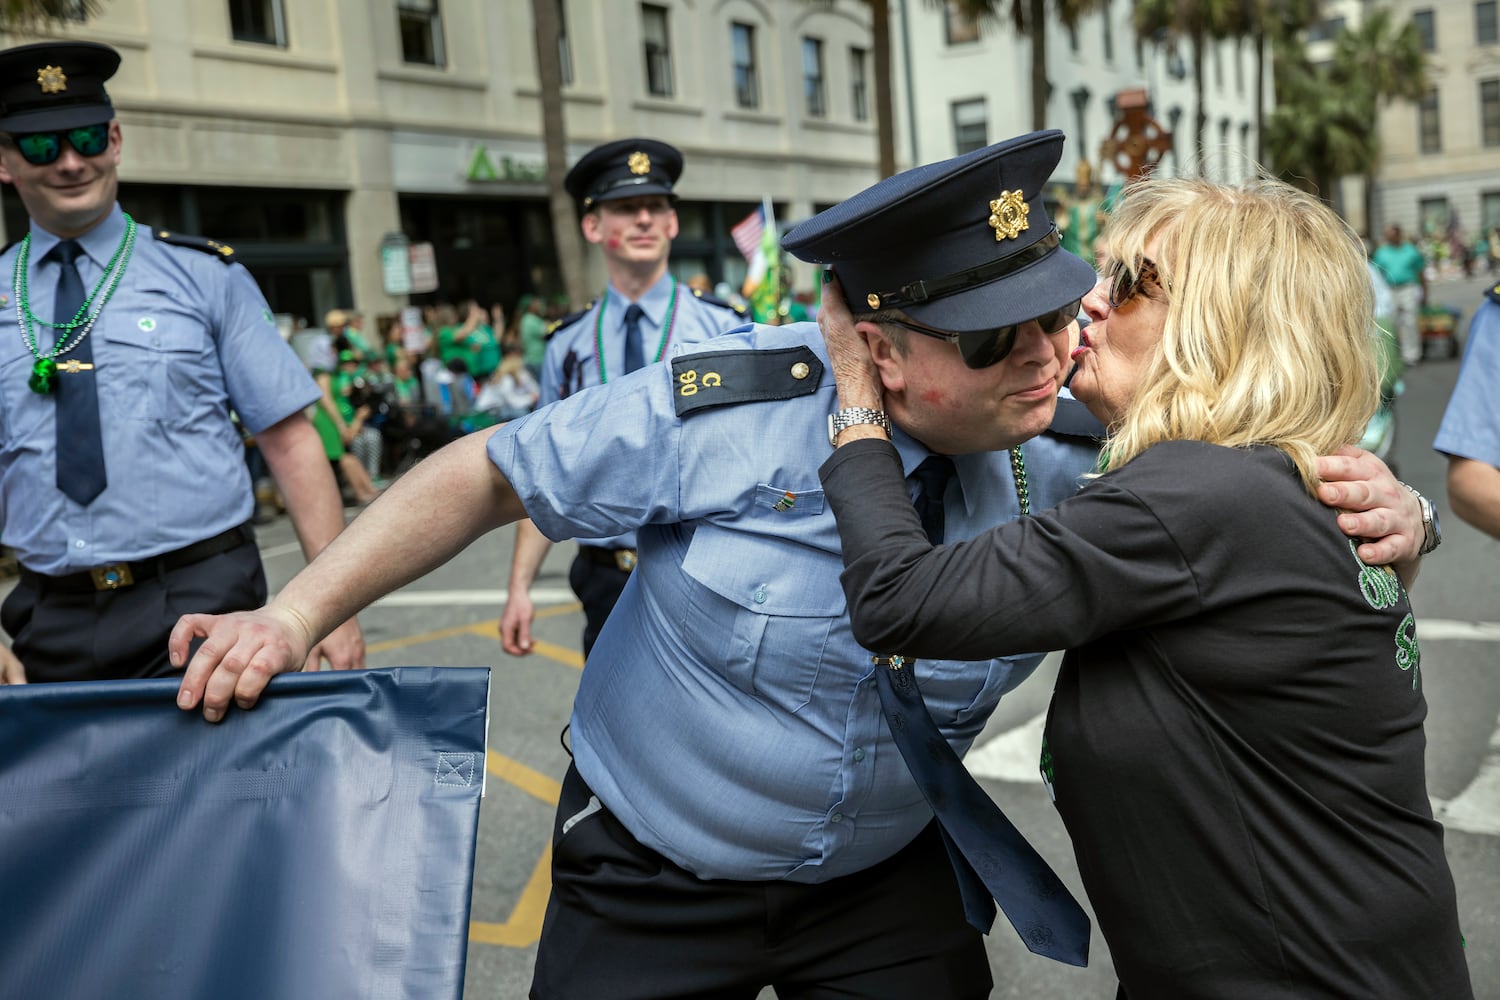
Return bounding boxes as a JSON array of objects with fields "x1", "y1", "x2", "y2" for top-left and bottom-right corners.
[
  {"x1": 828, "y1": 406, "x2": 892, "y2": 445},
  {"x1": 1399, "y1": 481, "x2": 1442, "y2": 555}
]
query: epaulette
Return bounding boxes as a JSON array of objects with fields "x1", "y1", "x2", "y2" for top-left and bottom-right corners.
[
  {"x1": 689, "y1": 288, "x2": 748, "y2": 317},
  {"x1": 1486, "y1": 281, "x2": 1500, "y2": 306},
  {"x1": 547, "y1": 301, "x2": 595, "y2": 339},
  {"x1": 1048, "y1": 393, "x2": 1107, "y2": 441},
  {"x1": 154, "y1": 229, "x2": 236, "y2": 263},
  {"x1": 669, "y1": 346, "x2": 822, "y2": 417}
]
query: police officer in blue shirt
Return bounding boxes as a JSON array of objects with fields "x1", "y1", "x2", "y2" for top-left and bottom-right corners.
[
  {"x1": 501, "y1": 137, "x2": 746, "y2": 659},
  {"x1": 1434, "y1": 283, "x2": 1500, "y2": 540},
  {"x1": 174, "y1": 132, "x2": 1422, "y2": 998},
  {"x1": 0, "y1": 40, "x2": 363, "y2": 686}
]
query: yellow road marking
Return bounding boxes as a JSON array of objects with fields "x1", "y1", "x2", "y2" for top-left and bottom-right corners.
[{"x1": 469, "y1": 751, "x2": 563, "y2": 948}]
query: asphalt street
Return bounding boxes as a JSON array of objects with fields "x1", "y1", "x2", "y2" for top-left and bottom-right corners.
[{"x1": 237, "y1": 271, "x2": 1500, "y2": 999}]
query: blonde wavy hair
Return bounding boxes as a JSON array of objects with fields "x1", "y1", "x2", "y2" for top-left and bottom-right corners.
[{"x1": 1100, "y1": 174, "x2": 1379, "y2": 494}]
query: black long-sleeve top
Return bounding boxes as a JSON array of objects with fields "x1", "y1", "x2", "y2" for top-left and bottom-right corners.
[{"x1": 820, "y1": 436, "x2": 1471, "y2": 1000}]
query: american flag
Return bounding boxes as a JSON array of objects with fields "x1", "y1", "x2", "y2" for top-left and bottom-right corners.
[{"x1": 731, "y1": 205, "x2": 766, "y2": 262}]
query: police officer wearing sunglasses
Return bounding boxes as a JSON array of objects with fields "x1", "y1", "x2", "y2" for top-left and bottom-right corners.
[
  {"x1": 0, "y1": 41, "x2": 363, "y2": 686},
  {"x1": 172, "y1": 131, "x2": 1422, "y2": 998}
]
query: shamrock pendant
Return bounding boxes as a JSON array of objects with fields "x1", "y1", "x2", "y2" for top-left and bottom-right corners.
[{"x1": 28, "y1": 357, "x2": 57, "y2": 394}]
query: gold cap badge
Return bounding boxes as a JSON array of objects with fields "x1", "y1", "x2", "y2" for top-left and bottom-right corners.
[
  {"x1": 37, "y1": 65, "x2": 67, "y2": 94},
  {"x1": 628, "y1": 151, "x2": 651, "y2": 175},
  {"x1": 866, "y1": 293, "x2": 881, "y2": 310},
  {"x1": 987, "y1": 190, "x2": 1030, "y2": 242}
]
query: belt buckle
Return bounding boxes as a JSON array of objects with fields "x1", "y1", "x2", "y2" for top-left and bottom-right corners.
[
  {"x1": 90, "y1": 563, "x2": 135, "y2": 590},
  {"x1": 614, "y1": 549, "x2": 638, "y2": 572}
]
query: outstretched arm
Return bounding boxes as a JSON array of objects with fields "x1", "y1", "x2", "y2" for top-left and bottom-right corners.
[
  {"x1": 254, "y1": 412, "x2": 366, "y2": 671},
  {"x1": 499, "y1": 519, "x2": 554, "y2": 656},
  {"x1": 172, "y1": 427, "x2": 524, "y2": 722}
]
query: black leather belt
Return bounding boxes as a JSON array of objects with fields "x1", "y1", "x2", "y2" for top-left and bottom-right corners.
[
  {"x1": 578, "y1": 545, "x2": 637, "y2": 572},
  {"x1": 21, "y1": 523, "x2": 255, "y2": 594}
]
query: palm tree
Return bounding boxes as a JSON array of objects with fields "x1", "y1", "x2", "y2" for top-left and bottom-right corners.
[
  {"x1": 0, "y1": 0, "x2": 98, "y2": 27},
  {"x1": 530, "y1": 0, "x2": 589, "y2": 307},
  {"x1": 1132, "y1": 0, "x2": 1244, "y2": 172},
  {"x1": 1331, "y1": 8, "x2": 1427, "y2": 233},
  {"x1": 1263, "y1": 52, "x2": 1373, "y2": 200},
  {"x1": 1225, "y1": 0, "x2": 1321, "y2": 164},
  {"x1": 942, "y1": 0, "x2": 1106, "y2": 134}
]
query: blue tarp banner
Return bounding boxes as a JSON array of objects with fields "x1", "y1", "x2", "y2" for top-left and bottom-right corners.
[{"x1": 0, "y1": 667, "x2": 489, "y2": 1000}]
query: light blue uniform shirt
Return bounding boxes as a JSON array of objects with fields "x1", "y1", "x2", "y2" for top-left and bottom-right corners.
[
  {"x1": 490, "y1": 322, "x2": 1100, "y2": 882},
  {"x1": 538, "y1": 270, "x2": 745, "y2": 549},
  {"x1": 0, "y1": 206, "x2": 320, "y2": 573},
  {"x1": 1434, "y1": 295, "x2": 1500, "y2": 467}
]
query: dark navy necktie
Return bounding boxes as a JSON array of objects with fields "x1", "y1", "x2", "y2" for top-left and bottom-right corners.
[
  {"x1": 622, "y1": 303, "x2": 645, "y2": 373},
  {"x1": 873, "y1": 454, "x2": 1091, "y2": 966},
  {"x1": 50, "y1": 240, "x2": 107, "y2": 506}
]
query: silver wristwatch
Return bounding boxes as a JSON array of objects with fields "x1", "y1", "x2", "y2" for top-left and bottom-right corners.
[
  {"x1": 827, "y1": 407, "x2": 892, "y2": 445},
  {"x1": 1400, "y1": 482, "x2": 1443, "y2": 555}
]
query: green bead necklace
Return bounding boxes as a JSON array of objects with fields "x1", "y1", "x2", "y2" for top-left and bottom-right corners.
[
  {"x1": 14, "y1": 214, "x2": 138, "y2": 393},
  {"x1": 1009, "y1": 445, "x2": 1030, "y2": 516},
  {"x1": 593, "y1": 276, "x2": 680, "y2": 383}
]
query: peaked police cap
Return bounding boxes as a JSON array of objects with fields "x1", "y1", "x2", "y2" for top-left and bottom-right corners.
[
  {"x1": 565, "y1": 138, "x2": 683, "y2": 211},
  {"x1": 781, "y1": 130, "x2": 1098, "y2": 334},
  {"x1": 0, "y1": 40, "x2": 119, "y2": 133}
]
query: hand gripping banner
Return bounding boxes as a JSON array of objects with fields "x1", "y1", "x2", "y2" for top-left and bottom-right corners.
[{"x1": 0, "y1": 667, "x2": 489, "y2": 1000}]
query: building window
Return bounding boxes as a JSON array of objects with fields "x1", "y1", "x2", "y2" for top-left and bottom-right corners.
[
  {"x1": 557, "y1": 0, "x2": 573, "y2": 85},
  {"x1": 1213, "y1": 44, "x2": 1223, "y2": 91},
  {"x1": 1306, "y1": 15, "x2": 1345, "y2": 41},
  {"x1": 952, "y1": 98, "x2": 988, "y2": 155},
  {"x1": 1419, "y1": 87, "x2": 1441, "y2": 153},
  {"x1": 1068, "y1": 25, "x2": 1079, "y2": 53},
  {"x1": 398, "y1": 0, "x2": 444, "y2": 66},
  {"x1": 803, "y1": 37, "x2": 826, "y2": 117},
  {"x1": 1101, "y1": 1, "x2": 1114, "y2": 62},
  {"x1": 850, "y1": 47, "x2": 869, "y2": 122},
  {"x1": 642, "y1": 3, "x2": 673, "y2": 97},
  {"x1": 1482, "y1": 189, "x2": 1500, "y2": 233},
  {"x1": 731, "y1": 22, "x2": 758, "y2": 109},
  {"x1": 1412, "y1": 8, "x2": 1435, "y2": 51},
  {"x1": 945, "y1": 1, "x2": 980, "y2": 44},
  {"x1": 229, "y1": 0, "x2": 286, "y2": 47},
  {"x1": 1479, "y1": 0, "x2": 1498, "y2": 44},
  {"x1": 1482, "y1": 79, "x2": 1500, "y2": 145},
  {"x1": 1419, "y1": 196, "x2": 1450, "y2": 236}
]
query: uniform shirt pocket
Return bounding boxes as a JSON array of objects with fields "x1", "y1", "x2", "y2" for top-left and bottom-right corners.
[
  {"x1": 753, "y1": 483, "x2": 827, "y2": 516},
  {"x1": 679, "y1": 524, "x2": 846, "y2": 713},
  {"x1": 97, "y1": 295, "x2": 217, "y2": 425}
]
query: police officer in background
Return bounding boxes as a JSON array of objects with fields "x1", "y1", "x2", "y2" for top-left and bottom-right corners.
[
  {"x1": 172, "y1": 132, "x2": 1424, "y2": 998},
  {"x1": 500, "y1": 138, "x2": 746, "y2": 659},
  {"x1": 1434, "y1": 281, "x2": 1500, "y2": 540},
  {"x1": 0, "y1": 40, "x2": 363, "y2": 685}
]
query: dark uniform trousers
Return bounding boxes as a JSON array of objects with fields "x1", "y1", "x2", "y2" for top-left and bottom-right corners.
[
  {"x1": 530, "y1": 763, "x2": 993, "y2": 1000},
  {"x1": 3, "y1": 525, "x2": 266, "y2": 683},
  {"x1": 567, "y1": 549, "x2": 634, "y2": 659}
]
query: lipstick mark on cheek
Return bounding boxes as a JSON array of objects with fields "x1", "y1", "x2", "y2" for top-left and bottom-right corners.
[
  {"x1": 920, "y1": 388, "x2": 946, "y2": 406},
  {"x1": 606, "y1": 237, "x2": 621, "y2": 250}
]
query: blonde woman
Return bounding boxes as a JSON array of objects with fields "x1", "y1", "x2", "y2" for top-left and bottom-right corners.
[{"x1": 817, "y1": 175, "x2": 1471, "y2": 998}]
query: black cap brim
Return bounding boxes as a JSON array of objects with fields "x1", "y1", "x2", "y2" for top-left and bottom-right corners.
[
  {"x1": 890, "y1": 245, "x2": 1099, "y2": 333},
  {"x1": 0, "y1": 102, "x2": 112, "y2": 133}
]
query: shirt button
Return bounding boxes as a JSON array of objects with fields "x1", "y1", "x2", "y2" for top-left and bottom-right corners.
[
  {"x1": 830, "y1": 812, "x2": 844, "y2": 824},
  {"x1": 752, "y1": 586, "x2": 767, "y2": 605},
  {"x1": 74, "y1": 539, "x2": 86, "y2": 548},
  {"x1": 852, "y1": 748, "x2": 866, "y2": 762}
]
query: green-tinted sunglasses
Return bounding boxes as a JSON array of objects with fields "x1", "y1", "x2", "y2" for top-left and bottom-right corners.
[{"x1": 10, "y1": 123, "x2": 111, "y2": 166}]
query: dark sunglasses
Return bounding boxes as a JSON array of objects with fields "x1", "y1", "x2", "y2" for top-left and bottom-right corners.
[
  {"x1": 886, "y1": 299, "x2": 1083, "y2": 370},
  {"x1": 1105, "y1": 257, "x2": 1161, "y2": 309},
  {"x1": 8, "y1": 123, "x2": 111, "y2": 166}
]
